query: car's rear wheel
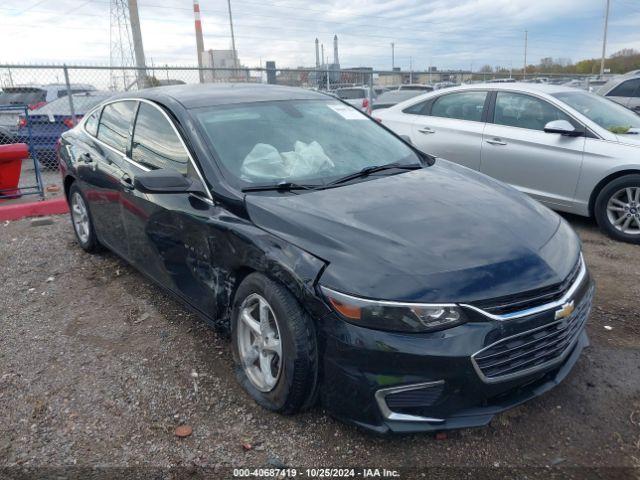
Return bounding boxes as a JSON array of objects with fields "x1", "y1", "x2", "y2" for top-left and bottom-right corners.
[
  {"x1": 68, "y1": 183, "x2": 101, "y2": 253},
  {"x1": 231, "y1": 273, "x2": 318, "y2": 414},
  {"x1": 595, "y1": 174, "x2": 640, "y2": 244}
]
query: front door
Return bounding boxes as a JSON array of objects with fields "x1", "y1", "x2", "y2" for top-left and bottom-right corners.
[
  {"x1": 480, "y1": 91, "x2": 585, "y2": 209},
  {"x1": 120, "y1": 101, "x2": 218, "y2": 316}
]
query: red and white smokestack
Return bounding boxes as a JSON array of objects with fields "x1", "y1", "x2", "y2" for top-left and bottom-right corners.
[{"x1": 193, "y1": 0, "x2": 205, "y2": 82}]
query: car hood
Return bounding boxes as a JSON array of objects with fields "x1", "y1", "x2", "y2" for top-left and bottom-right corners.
[
  {"x1": 245, "y1": 160, "x2": 581, "y2": 304},
  {"x1": 615, "y1": 134, "x2": 640, "y2": 147}
]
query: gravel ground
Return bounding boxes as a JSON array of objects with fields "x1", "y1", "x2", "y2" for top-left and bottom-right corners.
[{"x1": 0, "y1": 212, "x2": 639, "y2": 477}]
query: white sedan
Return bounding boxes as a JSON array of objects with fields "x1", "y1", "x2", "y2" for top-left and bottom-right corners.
[{"x1": 376, "y1": 83, "x2": 640, "y2": 243}]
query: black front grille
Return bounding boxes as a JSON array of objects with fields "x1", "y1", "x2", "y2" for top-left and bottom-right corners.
[
  {"x1": 472, "y1": 258, "x2": 583, "y2": 316},
  {"x1": 385, "y1": 383, "x2": 445, "y2": 409},
  {"x1": 472, "y1": 286, "x2": 593, "y2": 382}
]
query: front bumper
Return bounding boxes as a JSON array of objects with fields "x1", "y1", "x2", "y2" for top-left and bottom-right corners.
[{"x1": 318, "y1": 279, "x2": 594, "y2": 434}]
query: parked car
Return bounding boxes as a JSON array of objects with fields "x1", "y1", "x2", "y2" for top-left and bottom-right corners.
[
  {"x1": 371, "y1": 89, "x2": 425, "y2": 111},
  {"x1": 17, "y1": 91, "x2": 112, "y2": 168},
  {"x1": 597, "y1": 73, "x2": 640, "y2": 114},
  {"x1": 334, "y1": 86, "x2": 375, "y2": 112},
  {"x1": 373, "y1": 86, "x2": 390, "y2": 95},
  {"x1": 0, "y1": 83, "x2": 96, "y2": 134},
  {"x1": 59, "y1": 84, "x2": 592, "y2": 434},
  {"x1": 377, "y1": 83, "x2": 640, "y2": 243}
]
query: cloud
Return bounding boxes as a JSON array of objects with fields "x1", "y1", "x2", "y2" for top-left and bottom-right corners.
[{"x1": 0, "y1": 0, "x2": 637, "y2": 71}]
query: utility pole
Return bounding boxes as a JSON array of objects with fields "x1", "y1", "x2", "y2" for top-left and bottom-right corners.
[
  {"x1": 523, "y1": 30, "x2": 528, "y2": 80},
  {"x1": 600, "y1": 0, "x2": 611, "y2": 76},
  {"x1": 409, "y1": 56, "x2": 413, "y2": 83},
  {"x1": 227, "y1": 0, "x2": 238, "y2": 72},
  {"x1": 391, "y1": 42, "x2": 395, "y2": 70},
  {"x1": 128, "y1": 0, "x2": 147, "y2": 88}
]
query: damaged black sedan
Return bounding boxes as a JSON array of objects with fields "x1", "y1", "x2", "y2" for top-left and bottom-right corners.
[{"x1": 58, "y1": 84, "x2": 594, "y2": 433}]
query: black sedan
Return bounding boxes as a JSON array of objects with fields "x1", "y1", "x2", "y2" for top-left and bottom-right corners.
[{"x1": 58, "y1": 84, "x2": 594, "y2": 434}]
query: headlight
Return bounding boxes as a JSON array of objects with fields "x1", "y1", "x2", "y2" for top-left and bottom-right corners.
[{"x1": 320, "y1": 286, "x2": 466, "y2": 333}]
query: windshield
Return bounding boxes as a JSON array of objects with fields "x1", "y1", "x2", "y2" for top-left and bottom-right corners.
[
  {"x1": 401, "y1": 86, "x2": 433, "y2": 91},
  {"x1": 552, "y1": 91, "x2": 640, "y2": 133},
  {"x1": 335, "y1": 88, "x2": 366, "y2": 99},
  {"x1": 0, "y1": 88, "x2": 46, "y2": 106},
  {"x1": 194, "y1": 99, "x2": 420, "y2": 187},
  {"x1": 32, "y1": 93, "x2": 111, "y2": 115}
]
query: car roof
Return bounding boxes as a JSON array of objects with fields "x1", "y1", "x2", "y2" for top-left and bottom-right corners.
[
  {"x1": 114, "y1": 83, "x2": 330, "y2": 109},
  {"x1": 434, "y1": 82, "x2": 579, "y2": 95}
]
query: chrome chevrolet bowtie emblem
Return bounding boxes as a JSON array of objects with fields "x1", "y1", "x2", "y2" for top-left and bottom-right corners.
[{"x1": 555, "y1": 300, "x2": 575, "y2": 320}]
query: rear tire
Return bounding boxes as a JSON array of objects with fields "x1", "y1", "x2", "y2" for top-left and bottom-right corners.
[
  {"x1": 68, "y1": 183, "x2": 101, "y2": 253},
  {"x1": 594, "y1": 174, "x2": 640, "y2": 244},
  {"x1": 231, "y1": 273, "x2": 318, "y2": 414}
]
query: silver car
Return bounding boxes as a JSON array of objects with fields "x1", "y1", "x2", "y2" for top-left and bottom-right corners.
[
  {"x1": 597, "y1": 73, "x2": 640, "y2": 114},
  {"x1": 334, "y1": 86, "x2": 375, "y2": 112},
  {"x1": 377, "y1": 83, "x2": 640, "y2": 243}
]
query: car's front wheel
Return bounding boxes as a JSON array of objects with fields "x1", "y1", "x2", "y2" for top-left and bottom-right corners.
[
  {"x1": 231, "y1": 273, "x2": 318, "y2": 414},
  {"x1": 595, "y1": 174, "x2": 640, "y2": 244},
  {"x1": 68, "y1": 183, "x2": 101, "y2": 253}
]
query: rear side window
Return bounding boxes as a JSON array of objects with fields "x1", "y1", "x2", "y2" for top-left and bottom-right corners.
[
  {"x1": 431, "y1": 91, "x2": 487, "y2": 121},
  {"x1": 84, "y1": 109, "x2": 101, "y2": 136},
  {"x1": 131, "y1": 102, "x2": 189, "y2": 174},
  {"x1": 403, "y1": 101, "x2": 428, "y2": 115},
  {"x1": 607, "y1": 79, "x2": 640, "y2": 98},
  {"x1": 493, "y1": 92, "x2": 572, "y2": 131},
  {"x1": 97, "y1": 101, "x2": 137, "y2": 153}
]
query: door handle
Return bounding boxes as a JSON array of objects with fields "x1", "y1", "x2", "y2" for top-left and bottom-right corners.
[
  {"x1": 120, "y1": 174, "x2": 134, "y2": 190},
  {"x1": 417, "y1": 126, "x2": 435, "y2": 134},
  {"x1": 486, "y1": 138, "x2": 507, "y2": 146}
]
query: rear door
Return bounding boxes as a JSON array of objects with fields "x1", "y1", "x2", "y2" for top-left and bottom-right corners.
[
  {"x1": 480, "y1": 91, "x2": 585, "y2": 208},
  {"x1": 80, "y1": 100, "x2": 137, "y2": 257},
  {"x1": 120, "y1": 100, "x2": 217, "y2": 315},
  {"x1": 409, "y1": 90, "x2": 489, "y2": 170}
]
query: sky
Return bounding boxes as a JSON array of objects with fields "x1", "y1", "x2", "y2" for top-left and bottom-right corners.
[{"x1": 1, "y1": 0, "x2": 639, "y2": 71}]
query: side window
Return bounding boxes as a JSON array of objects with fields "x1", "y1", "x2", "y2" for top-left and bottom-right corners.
[
  {"x1": 607, "y1": 79, "x2": 640, "y2": 98},
  {"x1": 493, "y1": 92, "x2": 572, "y2": 131},
  {"x1": 430, "y1": 91, "x2": 487, "y2": 121},
  {"x1": 131, "y1": 102, "x2": 189, "y2": 174},
  {"x1": 97, "y1": 101, "x2": 137, "y2": 153},
  {"x1": 84, "y1": 108, "x2": 101, "y2": 136},
  {"x1": 402, "y1": 101, "x2": 428, "y2": 115}
]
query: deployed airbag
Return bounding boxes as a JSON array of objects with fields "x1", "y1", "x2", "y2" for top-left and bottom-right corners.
[{"x1": 241, "y1": 141, "x2": 334, "y2": 180}]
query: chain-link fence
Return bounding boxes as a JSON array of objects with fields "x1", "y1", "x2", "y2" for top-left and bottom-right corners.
[{"x1": 0, "y1": 64, "x2": 596, "y2": 194}]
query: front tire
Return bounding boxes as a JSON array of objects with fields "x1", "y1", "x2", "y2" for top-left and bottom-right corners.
[
  {"x1": 594, "y1": 175, "x2": 640, "y2": 244},
  {"x1": 68, "y1": 183, "x2": 101, "y2": 253},
  {"x1": 231, "y1": 273, "x2": 318, "y2": 414}
]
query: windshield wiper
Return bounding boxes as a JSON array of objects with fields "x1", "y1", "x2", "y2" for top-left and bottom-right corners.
[
  {"x1": 242, "y1": 181, "x2": 322, "y2": 193},
  {"x1": 327, "y1": 162, "x2": 422, "y2": 187}
]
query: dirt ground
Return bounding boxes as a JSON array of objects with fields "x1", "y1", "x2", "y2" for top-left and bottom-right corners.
[{"x1": 0, "y1": 212, "x2": 639, "y2": 477}]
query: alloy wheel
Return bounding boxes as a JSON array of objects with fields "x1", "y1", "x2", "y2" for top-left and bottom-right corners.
[
  {"x1": 71, "y1": 192, "x2": 91, "y2": 244},
  {"x1": 606, "y1": 187, "x2": 640, "y2": 235},
  {"x1": 236, "y1": 293, "x2": 283, "y2": 392}
]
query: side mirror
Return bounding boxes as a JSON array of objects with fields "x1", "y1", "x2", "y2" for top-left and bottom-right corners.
[
  {"x1": 544, "y1": 120, "x2": 582, "y2": 137},
  {"x1": 133, "y1": 168, "x2": 205, "y2": 194},
  {"x1": 400, "y1": 134, "x2": 413, "y2": 144}
]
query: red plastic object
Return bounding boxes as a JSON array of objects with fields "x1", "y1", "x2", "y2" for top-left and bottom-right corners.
[
  {"x1": 0, "y1": 143, "x2": 29, "y2": 195},
  {"x1": 0, "y1": 197, "x2": 69, "y2": 221}
]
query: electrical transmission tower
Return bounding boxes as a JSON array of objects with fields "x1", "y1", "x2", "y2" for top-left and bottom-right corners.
[{"x1": 109, "y1": 0, "x2": 146, "y2": 90}]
